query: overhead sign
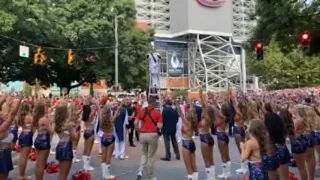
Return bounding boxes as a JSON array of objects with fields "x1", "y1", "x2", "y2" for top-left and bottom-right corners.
[
  {"x1": 19, "y1": 45, "x2": 29, "y2": 58},
  {"x1": 197, "y1": 0, "x2": 225, "y2": 8}
]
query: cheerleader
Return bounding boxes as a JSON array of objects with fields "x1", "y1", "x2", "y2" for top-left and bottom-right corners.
[
  {"x1": 17, "y1": 100, "x2": 34, "y2": 180},
  {"x1": 263, "y1": 103, "x2": 290, "y2": 180},
  {"x1": 240, "y1": 119, "x2": 268, "y2": 180},
  {"x1": 0, "y1": 93, "x2": 23, "y2": 179},
  {"x1": 217, "y1": 99, "x2": 232, "y2": 179},
  {"x1": 54, "y1": 101, "x2": 77, "y2": 180},
  {"x1": 198, "y1": 89, "x2": 216, "y2": 179},
  {"x1": 300, "y1": 98, "x2": 316, "y2": 180},
  {"x1": 68, "y1": 102, "x2": 82, "y2": 163},
  {"x1": 33, "y1": 101, "x2": 53, "y2": 180},
  {"x1": 82, "y1": 99, "x2": 99, "y2": 171},
  {"x1": 280, "y1": 105, "x2": 308, "y2": 180},
  {"x1": 313, "y1": 104, "x2": 320, "y2": 167},
  {"x1": 49, "y1": 98, "x2": 58, "y2": 155},
  {"x1": 100, "y1": 103, "x2": 120, "y2": 179},
  {"x1": 2, "y1": 99, "x2": 19, "y2": 151},
  {"x1": 175, "y1": 101, "x2": 198, "y2": 180},
  {"x1": 233, "y1": 98, "x2": 248, "y2": 174},
  {"x1": 10, "y1": 116, "x2": 19, "y2": 151}
]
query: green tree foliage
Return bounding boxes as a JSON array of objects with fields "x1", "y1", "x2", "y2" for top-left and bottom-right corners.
[
  {"x1": 0, "y1": 0, "x2": 152, "y2": 92},
  {"x1": 25, "y1": 83, "x2": 32, "y2": 97},
  {"x1": 90, "y1": 83, "x2": 94, "y2": 96},
  {"x1": 247, "y1": 0, "x2": 320, "y2": 53},
  {"x1": 247, "y1": 41, "x2": 320, "y2": 89},
  {"x1": 171, "y1": 89, "x2": 188, "y2": 99}
]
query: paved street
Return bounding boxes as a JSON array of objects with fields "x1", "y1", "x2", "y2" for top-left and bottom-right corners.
[{"x1": 7, "y1": 134, "x2": 316, "y2": 180}]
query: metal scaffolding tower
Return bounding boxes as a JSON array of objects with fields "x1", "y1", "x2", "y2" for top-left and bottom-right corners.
[
  {"x1": 135, "y1": 0, "x2": 170, "y2": 33},
  {"x1": 135, "y1": 0, "x2": 256, "y2": 92},
  {"x1": 188, "y1": 34, "x2": 244, "y2": 92},
  {"x1": 232, "y1": 0, "x2": 256, "y2": 41}
]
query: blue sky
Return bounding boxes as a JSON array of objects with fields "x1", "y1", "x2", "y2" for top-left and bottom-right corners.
[{"x1": 306, "y1": 0, "x2": 313, "y2": 4}]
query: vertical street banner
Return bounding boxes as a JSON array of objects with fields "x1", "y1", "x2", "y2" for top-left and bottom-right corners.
[{"x1": 168, "y1": 50, "x2": 183, "y2": 77}]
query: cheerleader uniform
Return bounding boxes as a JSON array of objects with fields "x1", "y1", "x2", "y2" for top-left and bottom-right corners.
[
  {"x1": 304, "y1": 131, "x2": 315, "y2": 148},
  {"x1": 198, "y1": 120, "x2": 215, "y2": 179},
  {"x1": 56, "y1": 131, "x2": 73, "y2": 162},
  {"x1": 262, "y1": 144, "x2": 290, "y2": 172},
  {"x1": 0, "y1": 132, "x2": 14, "y2": 174},
  {"x1": 9, "y1": 125, "x2": 18, "y2": 144},
  {"x1": 181, "y1": 126, "x2": 197, "y2": 180},
  {"x1": 18, "y1": 123, "x2": 33, "y2": 148},
  {"x1": 216, "y1": 122, "x2": 231, "y2": 179},
  {"x1": 83, "y1": 118, "x2": 96, "y2": 171},
  {"x1": 291, "y1": 133, "x2": 307, "y2": 154},
  {"x1": 216, "y1": 122, "x2": 229, "y2": 144},
  {"x1": 100, "y1": 131, "x2": 115, "y2": 179},
  {"x1": 181, "y1": 128, "x2": 196, "y2": 153},
  {"x1": 248, "y1": 160, "x2": 268, "y2": 180},
  {"x1": 314, "y1": 130, "x2": 320, "y2": 145},
  {"x1": 34, "y1": 124, "x2": 51, "y2": 151},
  {"x1": 199, "y1": 122, "x2": 214, "y2": 146},
  {"x1": 233, "y1": 125, "x2": 246, "y2": 139},
  {"x1": 83, "y1": 120, "x2": 95, "y2": 140}
]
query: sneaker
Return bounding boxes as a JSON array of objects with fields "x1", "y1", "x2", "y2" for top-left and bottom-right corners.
[
  {"x1": 73, "y1": 158, "x2": 81, "y2": 163},
  {"x1": 120, "y1": 155, "x2": 129, "y2": 160},
  {"x1": 136, "y1": 175, "x2": 142, "y2": 180},
  {"x1": 87, "y1": 166, "x2": 95, "y2": 171}
]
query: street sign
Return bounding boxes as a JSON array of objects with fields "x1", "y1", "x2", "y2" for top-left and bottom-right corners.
[{"x1": 19, "y1": 45, "x2": 29, "y2": 58}]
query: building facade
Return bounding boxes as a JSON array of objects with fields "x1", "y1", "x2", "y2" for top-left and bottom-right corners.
[{"x1": 135, "y1": 0, "x2": 256, "y2": 92}]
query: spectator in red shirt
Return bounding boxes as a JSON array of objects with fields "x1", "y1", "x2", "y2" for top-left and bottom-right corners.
[{"x1": 134, "y1": 97, "x2": 162, "y2": 180}]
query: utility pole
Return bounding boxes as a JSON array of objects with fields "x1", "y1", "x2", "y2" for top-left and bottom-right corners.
[{"x1": 114, "y1": 15, "x2": 119, "y2": 86}]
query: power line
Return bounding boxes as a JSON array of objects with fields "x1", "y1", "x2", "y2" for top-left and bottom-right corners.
[
  {"x1": 0, "y1": 34, "x2": 117, "y2": 50},
  {"x1": 0, "y1": 34, "x2": 191, "y2": 51}
]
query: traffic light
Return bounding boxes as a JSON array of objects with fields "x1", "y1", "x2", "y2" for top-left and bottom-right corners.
[
  {"x1": 256, "y1": 42, "x2": 263, "y2": 60},
  {"x1": 301, "y1": 32, "x2": 311, "y2": 53},
  {"x1": 34, "y1": 47, "x2": 45, "y2": 64},
  {"x1": 301, "y1": 33, "x2": 311, "y2": 44},
  {"x1": 40, "y1": 49, "x2": 47, "y2": 64},
  {"x1": 68, "y1": 49, "x2": 74, "y2": 65}
]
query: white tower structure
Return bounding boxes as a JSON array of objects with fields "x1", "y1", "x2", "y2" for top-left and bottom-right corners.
[
  {"x1": 135, "y1": 0, "x2": 255, "y2": 93},
  {"x1": 135, "y1": 0, "x2": 170, "y2": 33},
  {"x1": 232, "y1": 0, "x2": 256, "y2": 41}
]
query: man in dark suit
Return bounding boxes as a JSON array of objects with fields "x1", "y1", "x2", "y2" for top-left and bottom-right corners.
[
  {"x1": 161, "y1": 99, "x2": 180, "y2": 161},
  {"x1": 128, "y1": 101, "x2": 139, "y2": 146}
]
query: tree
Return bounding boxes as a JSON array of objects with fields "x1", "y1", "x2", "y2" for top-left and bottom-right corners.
[
  {"x1": 0, "y1": 0, "x2": 152, "y2": 93},
  {"x1": 25, "y1": 83, "x2": 32, "y2": 97},
  {"x1": 247, "y1": 41, "x2": 320, "y2": 89},
  {"x1": 247, "y1": 0, "x2": 320, "y2": 54},
  {"x1": 90, "y1": 83, "x2": 94, "y2": 96}
]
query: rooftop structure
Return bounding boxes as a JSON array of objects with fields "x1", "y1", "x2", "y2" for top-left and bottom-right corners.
[{"x1": 135, "y1": 0, "x2": 256, "y2": 92}]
